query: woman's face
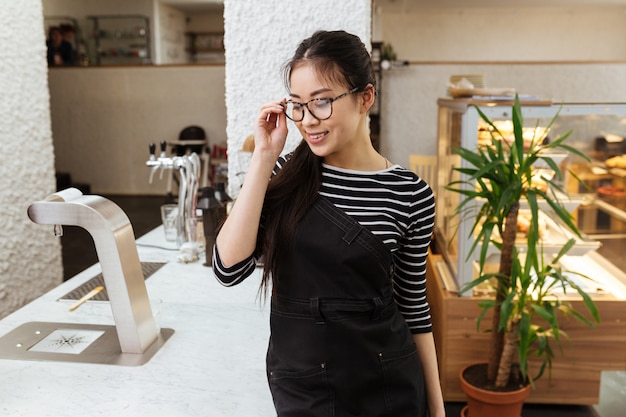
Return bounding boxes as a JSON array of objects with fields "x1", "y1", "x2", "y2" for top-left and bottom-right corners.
[{"x1": 288, "y1": 64, "x2": 365, "y2": 159}]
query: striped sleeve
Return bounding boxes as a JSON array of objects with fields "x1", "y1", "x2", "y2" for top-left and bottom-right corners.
[
  {"x1": 212, "y1": 244, "x2": 257, "y2": 286},
  {"x1": 391, "y1": 181, "x2": 435, "y2": 334}
]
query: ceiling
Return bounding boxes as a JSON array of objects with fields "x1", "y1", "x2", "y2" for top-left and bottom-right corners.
[{"x1": 164, "y1": 0, "x2": 626, "y2": 13}]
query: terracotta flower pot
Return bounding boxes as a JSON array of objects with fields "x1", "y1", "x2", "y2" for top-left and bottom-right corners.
[{"x1": 459, "y1": 363, "x2": 531, "y2": 417}]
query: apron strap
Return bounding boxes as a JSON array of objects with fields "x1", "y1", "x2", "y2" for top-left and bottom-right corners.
[
  {"x1": 343, "y1": 223, "x2": 364, "y2": 244},
  {"x1": 313, "y1": 196, "x2": 392, "y2": 269}
]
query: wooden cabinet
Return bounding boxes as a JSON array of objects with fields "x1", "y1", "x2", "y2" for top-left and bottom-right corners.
[{"x1": 427, "y1": 251, "x2": 626, "y2": 404}]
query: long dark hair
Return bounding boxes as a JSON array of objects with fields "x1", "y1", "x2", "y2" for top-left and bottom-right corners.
[{"x1": 258, "y1": 30, "x2": 377, "y2": 295}]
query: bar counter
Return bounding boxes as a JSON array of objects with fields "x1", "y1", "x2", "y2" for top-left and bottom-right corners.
[{"x1": 0, "y1": 227, "x2": 275, "y2": 416}]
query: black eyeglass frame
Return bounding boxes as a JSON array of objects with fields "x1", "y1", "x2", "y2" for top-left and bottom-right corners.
[{"x1": 282, "y1": 87, "x2": 360, "y2": 122}]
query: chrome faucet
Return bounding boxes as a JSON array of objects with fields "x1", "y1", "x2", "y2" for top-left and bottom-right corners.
[
  {"x1": 27, "y1": 188, "x2": 159, "y2": 354},
  {"x1": 147, "y1": 142, "x2": 201, "y2": 247}
]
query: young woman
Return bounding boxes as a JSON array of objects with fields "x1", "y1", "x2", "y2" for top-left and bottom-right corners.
[{"x1": 214, "y1": 30, "x2": 445, "y2": 417}]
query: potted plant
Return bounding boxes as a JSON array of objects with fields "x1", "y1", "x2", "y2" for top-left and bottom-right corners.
[{"x1": 446, "y1": 95, "x2": 600, "y2": 417}]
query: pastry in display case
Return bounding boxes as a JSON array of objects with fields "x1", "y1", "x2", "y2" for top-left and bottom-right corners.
[{"x1": 605, "y1": 154, "x2": 626, "y2": 168}]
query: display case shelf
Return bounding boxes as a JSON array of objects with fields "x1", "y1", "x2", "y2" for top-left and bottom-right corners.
[{"x1": 472, "y1": 209, "x2": 601, "y2": 268}]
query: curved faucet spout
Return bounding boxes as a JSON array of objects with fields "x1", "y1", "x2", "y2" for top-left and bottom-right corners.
[{"x1": 27, "y1": 188, "x2": 159, "y2": 354}]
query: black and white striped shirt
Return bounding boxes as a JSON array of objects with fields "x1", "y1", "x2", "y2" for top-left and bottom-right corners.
[{"x1": 213, "y1": 157, "x2": 435, "y2": 334}]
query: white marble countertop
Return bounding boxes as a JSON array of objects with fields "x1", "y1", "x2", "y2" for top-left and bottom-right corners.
[{"x1": 0, "y1": 227, "x2": 275, "y2": 417}]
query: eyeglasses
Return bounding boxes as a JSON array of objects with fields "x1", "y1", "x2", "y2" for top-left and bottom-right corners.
[{"x1": 282, "y1": 87, "x2": 359, "y2": 122}]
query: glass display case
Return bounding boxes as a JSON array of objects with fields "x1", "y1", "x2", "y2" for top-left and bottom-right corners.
[
  {"x1": 434, "y1": 98, "x2": 626, "y2": 297},
  {"x1": 87, "y1": 15, "x2": 151, "y2": 66}
]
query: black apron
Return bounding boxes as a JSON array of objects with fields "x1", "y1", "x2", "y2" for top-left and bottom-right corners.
[{"x1": 266, "y1": 196, "x2": 427, "y2": 417}]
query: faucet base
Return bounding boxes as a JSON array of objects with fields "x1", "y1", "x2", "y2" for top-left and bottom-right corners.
[{"x1": 0, "y1": 322, "x2": 174, "y2": 366}]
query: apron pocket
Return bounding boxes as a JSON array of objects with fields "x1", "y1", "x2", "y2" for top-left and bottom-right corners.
[
  {"x1": 378, "y1": 345, "x2": 426, "y2": 417},
  {"x1": 268, "y1": 363, "x2": 334, "y2": 417}
]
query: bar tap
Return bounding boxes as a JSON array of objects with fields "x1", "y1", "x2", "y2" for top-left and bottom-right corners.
[
  {"x1": 147, "y1": 141, "x2": 171, "y2": 184},
  {"x1": 146, "y1": 143, "x2": 201, "y2": 248},
  {"x1": 0, "y1": 188, "x2": 176, "y2": 366},
  {"x1": 27, "y1": 188, "x2": 160, "y2": 354}
]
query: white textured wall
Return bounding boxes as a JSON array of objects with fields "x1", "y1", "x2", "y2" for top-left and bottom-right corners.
[
  {"x1": 223, "y1": 0, "x2": 372, "y2": 196},
  {"x1": 0, "y1": 1, "x2": 62, "y2": 318}
]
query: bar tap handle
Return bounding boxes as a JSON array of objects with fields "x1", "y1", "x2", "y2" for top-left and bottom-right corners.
[
  {"x1": 159, "y1": 141, "x2": 167, "y2": 159},
  {"x1": 147, "y1": 143, "x2": 158, "y2": 183},
  {"x1": 148, "y1": 143, "x2": 156, "y2": 161}
]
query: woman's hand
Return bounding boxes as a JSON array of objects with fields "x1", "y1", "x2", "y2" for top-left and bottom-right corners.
[{"x1": 254, "y1": 100, "x2": 288, "y2": 163}]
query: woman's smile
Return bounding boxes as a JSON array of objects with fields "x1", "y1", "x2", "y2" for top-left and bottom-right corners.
[{"x1": 306, "y1": 130, "x2": 329, "y2": 144}]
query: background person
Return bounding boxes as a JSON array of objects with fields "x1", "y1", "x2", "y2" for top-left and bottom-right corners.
[{"x1": 46, "y1": 26, "x2": 75, "y2": 66}]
